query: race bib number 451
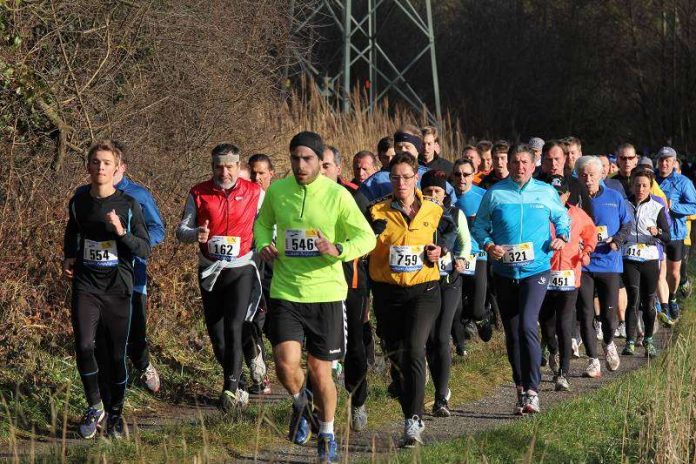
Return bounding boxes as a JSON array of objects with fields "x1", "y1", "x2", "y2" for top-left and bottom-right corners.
[
  {"x1": 390, "y1": 245, "x2": 424, "y2": 273},
  {"x1": 208, "y1": 236, "x2": 240, "y2": 261},
  {"x1": 285, "y1": 229, "x2": 321, "y2": 257},
  {"x1": 548, "y1": 270, "x2": 575, "y2": 291},
  {"x1": 501, "y1": 242, "x2": 534, "y2": 266},
  {"x1": 83, "y1": 239, "x2": 118, "y2": 268}
]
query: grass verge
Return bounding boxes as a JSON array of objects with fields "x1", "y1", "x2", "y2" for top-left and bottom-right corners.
[{"x1": 389, "y1": 307, "x2": 696, "y2": 464}]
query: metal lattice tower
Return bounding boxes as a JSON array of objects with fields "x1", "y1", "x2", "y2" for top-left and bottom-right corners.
[{"x1": 289, "y1": 0, "x2": 441, "y2": 122}]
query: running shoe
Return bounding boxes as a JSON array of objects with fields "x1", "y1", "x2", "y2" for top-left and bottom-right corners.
[
  {"x1": 432, "y1": 389, "x2": 451, "y2": 418},
  {"x1": 548, "y1": 352, "x2": 559, "y2": 375},
  {"x1": 540, "y1": 344, "x2": 549, "y2": 367},
  {"x1": 643, "y1": 337, "x2": 658, "y2": 358},
  {"x1": 603, "y1": 342, "x2": 621, "y2": 371},
  {"x1": 615, "y1": 321, "x2": 627, "y2": 339},
  {"x1": 219, "y1": 389, "x2": 249, "y2": 413},
  {"x1": 584, "y1": 358, "x2": 602, "y2": 378},
  {"x1": 106, "y1": 414, "x2": 125, "y2": 440},
  {"x1": 464, "y1": 320, "x2": 479, "y2": 340},
  {"x1": 554, "y1": 372, "x2": 570, "y2": 392},
  {"x1": 455, "y1": 345, "x2": 468, "y2": 358},
  {"x1": 249, "y1": 345, "x2": 267, "y2": 386},
  {"x1": 78, "y1": 405, "x2": 105, "y2": 439},
  {"x1": 350, "y1": 404, "x2": 368, "y2": 431},
  {"x1": 248, "y1": 376, "x2": 272, "y2": 395},
  {"x1": 288, "y1": 402, "x2": 311, "y2": 445},
  {"x1": 400, "y1": 415, "x2": 425, "y2": 448},
  {"x1": 622, "y1": 341, "x2": 635, "y2": 356},
  {"x1": 594, "y1": 319, "x2": 603, "y2": 340},
  {"x1": 523, "y1": 392, "x2": 540, "y2": 414},
  {"x1": 140, "y1": 363, "x2": 161, "y2": 394},
  {"x1": 317, "y1": 432, "x2": 338, "y2": 463},
  {"x1": 514, "y1": 391, "x2": 526, "y2": 415},
  {"x1": 668, "y1": 301, "x2": 680, "y2": 321},
  {"x1": 477, "y1": 318, "x2": 493, "y2": 342},
  {"x1": 571, "y1": 338, "x2": 581, "y2": 358},
  {"x1": 657, "y1": 310, "x2": 675, "y2": 328},
  {"x1": 679, "y1": 279, "x2": 692, "y2": 298}
]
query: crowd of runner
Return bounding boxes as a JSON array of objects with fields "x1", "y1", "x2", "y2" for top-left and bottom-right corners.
[{"x1": 62, "y1": 127, "x2": 696, "y2": 463}]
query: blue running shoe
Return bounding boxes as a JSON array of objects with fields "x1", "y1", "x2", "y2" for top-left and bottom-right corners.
[
  {"x1": 669, "y1": 301, "x2": 680, "y2": 321},
  {"x1": 317, "y1": 432, "x2": 339, "y2": 463},
  {"x1": 78, "y1": 405, "x2": 105, "y2": 439},
  {"x1": 288, "y1": 404, "x2": 311, "y2": 445}
]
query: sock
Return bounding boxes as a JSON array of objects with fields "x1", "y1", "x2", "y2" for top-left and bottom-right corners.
[
  {"x1": 91, "y1": 401, "x2": 104, "y2": 411},
  {"x1": 319, "y1": 420, "x2": 334, "y2": 435},
  {"x1": 659, "y1": 302, "x2": 667, "y2": 311}
]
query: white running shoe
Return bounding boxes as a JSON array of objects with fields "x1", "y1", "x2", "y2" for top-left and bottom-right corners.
[
  {"x1": 603, "y1": 342, "x2": 621, "y2": 371},
  {"x1": 615, "y1": 321, "x2": 627, "y2": 339},
  {"x1": 249, "y1": 344, "x2": 267, "y2": 385},
  {"x1": 141, "y1": 363, "x2": 161, "y2": 393},
  {"x1": 523, "y1": 391, "x2": 540, "y2": 414},
  {"x1": 400, "y1": 415, "x2": 424, "y2": 448},
  {"x1": 584, "y1": 358, "x2": 602, "y2": 378},
  {"x1": 594, "y1": 320, "x2": 603, "y2": 340},
  {"x1": 571, "y1": 338, "x2": 581, "y2": 358}
]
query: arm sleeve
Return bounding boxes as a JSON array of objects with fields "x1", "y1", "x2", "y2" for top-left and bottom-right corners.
[
  {"x1": 141, "y1": 192, "x2": 166, "y2": 247},
  {"x1": 452, "y1": 210, "x2": 471, "y2": 257},
  {"x1": 579, "y1": 210, "x2": 598, "y2": 254},
  {"x1": 335, "y1": 190, "x2": 377, "y2": 261},
  {"x1": 253, "y1": 188, "x2": 276, "y2": 251},
  {"x1": 176, "y1": 194, "x2": 199, "y2": 243},
  {"x1": 471, "y1": 191, "x2": 494, "y2": 248},
  {"x1": 64, "y1": 198, "x2": 79, "y2": 259},
  {"x1": 611, "y1": 197, "x2": 634, "y2": 246},
  {"x1": 670, "y1": 179, "x2": 696, "y2": 217},
  {"x1": 119, "y1": 201, "x2": 151, "y2": 259},
  {"x1": 655, "y1": 207, "x2": 672, "y2": 243}
]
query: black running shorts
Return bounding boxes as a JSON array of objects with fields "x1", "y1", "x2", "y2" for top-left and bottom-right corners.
[
  {"x1": 666, "y1": 239, "x2": 685, "y2": 262},
  {"x1": 267, "y1": 299, "x2": 346, "y2": 361}
]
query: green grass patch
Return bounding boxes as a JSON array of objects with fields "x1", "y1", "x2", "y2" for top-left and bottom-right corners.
[{"x1": 390, "y1": 309, "x2": 696, "y2": 464}]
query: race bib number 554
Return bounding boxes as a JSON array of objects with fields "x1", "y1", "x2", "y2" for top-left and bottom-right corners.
[
  {"x1": 285, "y1": 229, "x2": 321, "y2": 257},
  {"x1": 83, "y1": 239, "x2": 118, "y2": 268}
]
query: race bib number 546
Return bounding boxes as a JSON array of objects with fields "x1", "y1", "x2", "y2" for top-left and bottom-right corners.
[{"x1": 285, "y1": 229, "x2": 321, "y2": 257}]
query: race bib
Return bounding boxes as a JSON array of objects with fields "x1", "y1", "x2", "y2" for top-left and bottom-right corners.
[
  {"x1": 596, "y1": 225, "x2": 609, "y2": 242},
  {"x1": 460, "y1": 254, "x2": 478, "y2": 276},
  {"x1": 439, "y1": 252, "x2": 453, "y2": 275},
  {"x1": 501, "y1": 242, "x2": 534, "y2": 266},
  {"x1": 207, "y1": 235, "x2": 241, "y2": 261},
  {"x1": 389, "y1": 245, "x2": 424, "y2": 273},
  {"x1": 548, "y1": 270, "x2": 576, "y2": 291},
  {"x1": 623, "y1": 243, "x2": 659, "y2": 262},
  {"x1": 83, "y1": 239, "x2": 118, "y2": 268},
  {"x1": 285, "y1": 229, "x2": 321, "y2": 257}
]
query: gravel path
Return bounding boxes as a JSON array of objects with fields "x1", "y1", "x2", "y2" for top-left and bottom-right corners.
[{"x1": 5, "y1": 328, "x2": 671, "y2": 463}]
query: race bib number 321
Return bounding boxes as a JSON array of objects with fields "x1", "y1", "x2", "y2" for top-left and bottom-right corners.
[
  {"x1": 501, "y1": 242, "x2": 534, "y2": 266},
  {"x1": 83, "y1": 239, "x2": 118, "y2": 268},
  {"x1": 285, "y1": 229, "x2": 321, "y2": 257}
]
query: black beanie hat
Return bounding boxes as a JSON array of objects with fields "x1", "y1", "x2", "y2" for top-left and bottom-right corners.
[
  {"x1": 289, "y1": 131, "x2": 325, "y2": 159},
  {"x1": 420, "y1": 169, "x2": 448, "y2": 192}
]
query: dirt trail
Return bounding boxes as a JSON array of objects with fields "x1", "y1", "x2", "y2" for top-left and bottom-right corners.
[{"x1": 3, "y1": 329, "x2": 671, "y2": 463}]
